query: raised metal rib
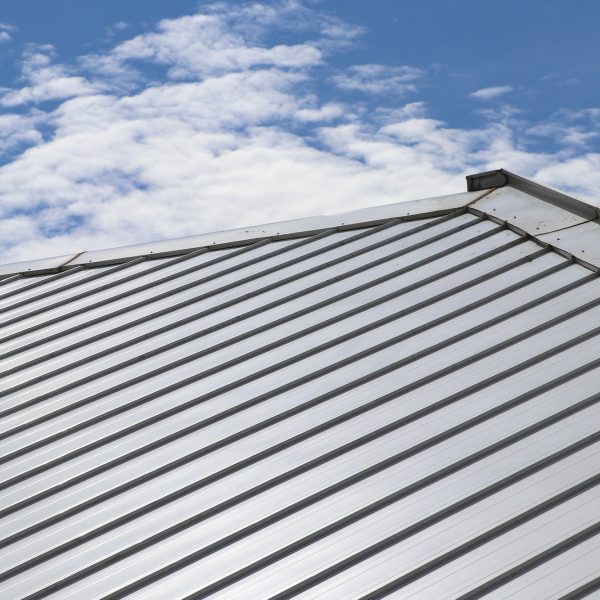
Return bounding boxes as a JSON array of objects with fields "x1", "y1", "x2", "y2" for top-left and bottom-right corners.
[
  {"x1": 178, "y1": 415, "x2": 600, "y2": 599},
  {"x1": 2, "y1": 204, "x2": 598, "y2": 600},
  {"x1": 11, "y1": 365, "x2": 600, "y2": 597}
]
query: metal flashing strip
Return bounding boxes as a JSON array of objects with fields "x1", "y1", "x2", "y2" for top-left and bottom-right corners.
[
  {"x1": 0, "y1": 253, "x2": 80, "y2": 279},
  {"x1": 0, "y1": 211, "x2": 468, "y2": 363},
  {"x1": 0, "y1": 171, "x2": 596, "y2": 280},
  {"x1": 465, "y1": 172, "x2": 600, "y2": 272},
  {"x1": 468, "y1": 169, "x2": 600, "y2": 221},
  {"x1": 0, "y1": 190, "x2": 487, "y2": 277}
]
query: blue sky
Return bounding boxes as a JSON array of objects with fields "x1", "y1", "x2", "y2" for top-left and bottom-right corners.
[{"x1": 0, "y1": 0, "x2": 598, "y2": 263}]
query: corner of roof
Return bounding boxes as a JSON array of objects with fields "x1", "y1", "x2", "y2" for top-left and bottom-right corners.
[
  {"x1": 467, "y1": 168, "x2": 600, "y2": 271},
  {"x1": 466, "y1": 168, "x2": 599, "y2": 221}
]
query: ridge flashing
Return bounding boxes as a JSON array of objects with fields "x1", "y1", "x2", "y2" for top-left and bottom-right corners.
[
  {"x1": 467, "y1": 169, "x2": 599, "y2": 221},
  {"x1": 0, "y1": 190, "x2": 484, "y2": 277},
  {"x1": 2, "y1": 168, "x2": 600, "y2": 278}
]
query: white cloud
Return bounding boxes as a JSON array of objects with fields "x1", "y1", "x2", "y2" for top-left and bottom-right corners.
[
  {"x1": 1, "y1": 45, "x2": 102, "y2": 107},
  {"x1": 0, "y1": 1, "x2": 597, "y2": 265},
  {"x1": 99, "y1": 9, "x2": 322, "y2": 81},
  {"x1": 527, "y1": 108, "x2": 600, "y2": 147},
  {"x1": 470, "y1": 85, "x2": 513, "y2": 100},
  {"x1": 333, "y1": 64, "x2": 424, "y2": 95}
]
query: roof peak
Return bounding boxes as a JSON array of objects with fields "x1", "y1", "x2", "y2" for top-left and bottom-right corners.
[
  {"x1": 466, "y1": 169, "x2": 599, "y2": 221},
  {"x1": 1, "y1": 170, "x2": 599, "y2": 278}
]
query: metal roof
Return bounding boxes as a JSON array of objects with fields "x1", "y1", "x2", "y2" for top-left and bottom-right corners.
[{"x1": 1, "y1": 170, "x2": 600, "y2": 599}]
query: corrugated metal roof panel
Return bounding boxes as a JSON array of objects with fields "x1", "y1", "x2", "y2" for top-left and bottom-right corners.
[{"x1": 1, "y1": 182, "x2": 600, "y2": 599}]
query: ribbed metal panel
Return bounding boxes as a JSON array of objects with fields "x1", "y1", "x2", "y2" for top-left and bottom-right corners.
[{"x1": 1, "y1": 207, "x2": 600, "y2": 599}]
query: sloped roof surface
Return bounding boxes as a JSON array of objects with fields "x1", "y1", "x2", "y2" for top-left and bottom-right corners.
[{"x1": 1, "y1": 174, "x2": 600, "y2": 599}]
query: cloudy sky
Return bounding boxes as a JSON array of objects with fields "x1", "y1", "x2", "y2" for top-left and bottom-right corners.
[{"x1": 0, "y1": 0, "x2": 599, "y2": 263}]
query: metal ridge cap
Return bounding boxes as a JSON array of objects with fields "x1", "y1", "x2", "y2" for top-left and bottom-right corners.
[
  {"x1": 0, "y1": 190, "x2": 484, "y2": 276},
  {"x1": 467, "y1": 168, "x2": 600, "y2": 221},
  {"x1": 0, "y1": 253, "x2": 80, "y2": 279}
]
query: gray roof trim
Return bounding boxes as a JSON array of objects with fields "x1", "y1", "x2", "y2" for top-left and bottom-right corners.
[
  {"x1": 466, "y1": 170, "x2": 600, "y2": 271},
  {"x1": 467, "y1": 169, "x2": 600, "y2": 221},
  {"x1": 1, "y1": 169, "x2": 599, "y2": 278},
  {"x1": 0, "y1": 191, "x2": 487, "y2": 278}
]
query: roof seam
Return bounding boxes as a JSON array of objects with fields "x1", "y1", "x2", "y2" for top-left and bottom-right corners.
[
  {"x1": 2, "y1": 250, "x2": 598, "y2": 516},
  {"x1": 0, "y1": 231, "x2": 525, "y2": 422},
  {"x1": 1, "y1": 242, "x2": 556, "y2": 466},
  {"x1": 536, "y1": 218, "x2": 596, "y2": 236},
  {"x1": 58, "y1": 251, "x2": 86, "y2": 270},
  {"x1": 1, "y1": 253, "x2": 578, "y2": 586}
]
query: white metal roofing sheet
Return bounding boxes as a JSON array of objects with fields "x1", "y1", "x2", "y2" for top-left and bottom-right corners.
[{"x1": 1, "y1": 195, "x2": 600, "y2": 599}]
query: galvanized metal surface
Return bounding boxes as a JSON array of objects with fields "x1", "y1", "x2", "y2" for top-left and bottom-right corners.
[
  {"x1": 467, "y1": 169, "x2": 600, "y2": 221},
  {"x1": 2, "y1": 172, "x2": 600, "y2": 277},
  {"x1": 1, "y1": 205, "x2": 600, "y2": 599},
  {"x1": 470, "y1": 186, "x2": 588, "y2": 234},
  {"x1": 539, "y1": 219, "x2": 600, "y2": 269}
]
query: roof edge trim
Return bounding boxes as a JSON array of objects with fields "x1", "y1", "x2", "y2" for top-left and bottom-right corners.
[
  {"x1": 467, "y1": 169, "x2": 599, "y2": 221},
  {"x1": 0, "y1": 189, "x2": 488, "y2": 278}
]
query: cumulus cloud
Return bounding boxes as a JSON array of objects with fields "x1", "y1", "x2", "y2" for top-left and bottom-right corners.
[
  {"x1": 470, "y1": 85, "x2": 513, "y2": 100},
  {"x1": 0, "y1": 1, "x2": 597, "y2": 265},
  {"x1": 333, "y1": 64, "x2": 424, "y2": 95},
  {"x1": 527, "y1": 108, "x2": 600, "y2": 147},
  {"x1": 0, "y1": 45, "x2": 103, "y2": 107}
]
